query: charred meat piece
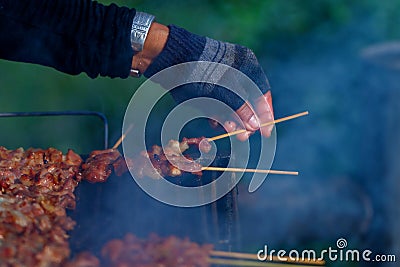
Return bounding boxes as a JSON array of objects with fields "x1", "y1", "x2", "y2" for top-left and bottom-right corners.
[
  {"x1": 96, "y1": 137, "x2": 211, "y2": 180},
  {"x1": 64, "y1": 252, "x2": 100, "y2": 267},
  {"x1": 0, "y1": 147, "x2": 83, "y2": 267},
  {"x1": 182, "y1": 136, "x2": 212, "y2": 153},
  {"x1": 128, "y1": 140, "x2": 204, "y2": 179},
  {"x1": 101, "y1": 233, "x2": 213, "y2": 267},
  {"x1": 81, "y1": 149, "x2": 122, "y2": 183}
]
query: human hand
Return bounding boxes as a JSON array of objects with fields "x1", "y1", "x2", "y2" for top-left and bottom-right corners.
[
  {"x1": 139, "y1": 24, "x2": 274, "y2": 141},
  {"x1": 224, "y1": 90, "x2": 274, "y2": 141}
]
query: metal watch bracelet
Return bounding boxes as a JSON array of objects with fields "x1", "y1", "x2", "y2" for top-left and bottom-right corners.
[{"x1": 130, "y1": 12, "x2": 155, "y2": 77}]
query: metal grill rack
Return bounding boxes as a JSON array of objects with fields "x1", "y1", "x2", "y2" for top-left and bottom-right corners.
[{"x1": 0, "y1": 111, "x2": 241, "y2": 254}]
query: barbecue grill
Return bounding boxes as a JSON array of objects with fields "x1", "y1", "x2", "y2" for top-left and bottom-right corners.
[{"x1": 0, "y1": 110, "x2": 241, "y2": 265}]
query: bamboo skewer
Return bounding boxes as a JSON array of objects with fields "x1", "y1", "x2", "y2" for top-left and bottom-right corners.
[
  {"x1": 208, "y1": 111, "x2": 309, "y2": 141},
  {"x1": 208, "y1": 258, "x2": 323, "y2": 267},
  {"x1": 202, "y1": 166, "x2": 298, "y2": 176},
  {"x1": 210, "y1": 250, "x2": 325, "y2": 265},
  {"x1": 112, "y1": 124, "x2": 134, "y2": 150},
  {"x1": 208, "y1": 258, "x2": 284, "y2": 267}
]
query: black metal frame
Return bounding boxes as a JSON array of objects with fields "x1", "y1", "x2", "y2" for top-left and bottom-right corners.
[{"x1": 0, "y1": 111, "x2": 241, "y2": 252}]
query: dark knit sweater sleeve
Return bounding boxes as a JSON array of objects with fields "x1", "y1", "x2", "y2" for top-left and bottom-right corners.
[{"x1": 0, "y1": 0, "x2": 136, "y2": 78}]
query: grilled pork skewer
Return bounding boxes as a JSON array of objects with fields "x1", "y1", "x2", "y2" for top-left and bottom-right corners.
[{"x1": 120, "y1": 138, "x2": 208, "y2": 179}]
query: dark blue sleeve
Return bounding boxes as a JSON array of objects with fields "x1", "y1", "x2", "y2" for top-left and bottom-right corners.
[{"x1": 0, "y1": 0, "x2": 136, "y2": 78}]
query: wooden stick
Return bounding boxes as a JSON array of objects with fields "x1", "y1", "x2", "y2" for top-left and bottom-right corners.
[
  {"x1": 112, "y1": 124, "x2": 134, "y2": 150},
  {"x1": 208, "y1": 111, "x2": 309, "y2": 141},
  {"x1": 210, "y1": 250, "x2": 325, "y2": 265},
  {"x1": 202, "y1": 166, "x2": 298, "y2": 176},
  {"x1": 208, "y1": 258, "x2": 323, "y2": 267}
]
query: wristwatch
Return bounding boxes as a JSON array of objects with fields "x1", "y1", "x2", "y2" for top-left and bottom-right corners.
[{"x1": 130, "y1": 12, "x2": 155, "y2": 77}]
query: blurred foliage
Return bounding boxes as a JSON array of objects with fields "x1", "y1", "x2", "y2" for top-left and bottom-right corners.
[{"x1": 0, "y1": 0, "x2": 400, "y2": 153}]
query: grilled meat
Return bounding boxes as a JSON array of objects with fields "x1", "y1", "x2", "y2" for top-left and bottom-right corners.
[{"x1": 101, "y1": 233, "x2": 213, "y2": 267}]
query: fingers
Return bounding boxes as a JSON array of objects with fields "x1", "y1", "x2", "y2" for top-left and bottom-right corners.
[
  {"x1": 223, "y1": 90, "x2": 275, "y2": 141},
  {"x1": 223, "y1": 121, "x2": 237, "y2": 132},
  {"x1": 224, "y1": 120, "x2": 251, "y2": 141},
  {"x1": 235, "y1": 101, "x2": 260, "y2": 131},
  {"x1": 222, "y1": 102, "x2": 258, "y2": 141},
  {"x1": 211, "y1": 116, "x2": 253, "y2": 141},
  {"x1": 256, "y1": 90, "x2": 274, "y2": 138},
  {"x1": 208, "y1": 117, "x2": 220, "y2": 129},
  {"x1": 236, "y1": 130, "x2": 251, "y2": 141}
]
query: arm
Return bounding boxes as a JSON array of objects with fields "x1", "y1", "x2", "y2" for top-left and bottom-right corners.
[
  {"x1": 0, "y1": 0, "x2": 273, "y2": 140},
  {"x1": 0, "y1": 0, "x2": 135, "y2": 78},
  {"x1": 138, "y1": 24, "x2": 274, "y2": 140},
  {"x1": 130, "y1": 22, "x2": 169, "y2": 75}
]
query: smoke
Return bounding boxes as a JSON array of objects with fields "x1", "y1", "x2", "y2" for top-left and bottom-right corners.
[
  {"x1": 69, "y1": 4, "x2": 400, "y2": 262},
  {"x1": 235, "y1": 4, "x2": 399, "y2": 258}
]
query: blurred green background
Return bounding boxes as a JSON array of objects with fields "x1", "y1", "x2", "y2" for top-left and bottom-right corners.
[
  {"x1": 1, "y1": 1, "x2": 399, "y2": 266},
  {"x1": 1, "y1": 0, "x2": 399, "y2": 153}
]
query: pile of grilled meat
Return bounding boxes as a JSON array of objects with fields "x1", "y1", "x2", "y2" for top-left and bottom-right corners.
[
  {"x1": 0, "y1": 140, "x2": 213, "y2": 266},
  {"x1": 67, "y1": 233, "x2": 213, "y2": 267}
]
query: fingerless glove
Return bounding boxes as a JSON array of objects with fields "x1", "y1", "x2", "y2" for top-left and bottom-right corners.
[{"x1": 144, "y1": 25, "x2": 270, "y2": 110}]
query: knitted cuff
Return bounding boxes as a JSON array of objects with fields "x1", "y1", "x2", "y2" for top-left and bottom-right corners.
[
  {"x1": 144, "y1": 25, "x2": 269, "y2": 111},
  {"x1": 144, "y1": 25, "x2": 206, "y2": 78}
]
